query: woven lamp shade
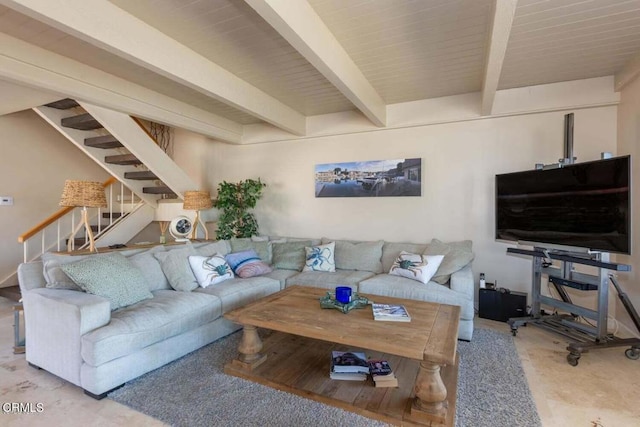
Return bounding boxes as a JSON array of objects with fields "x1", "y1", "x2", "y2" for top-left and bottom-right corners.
[
  {"x1": 59, "y1": 180, "x2": 107, "y2": 208},
  {"x1": 183, "y1": 190, "x2": 212, "y2": 210}
]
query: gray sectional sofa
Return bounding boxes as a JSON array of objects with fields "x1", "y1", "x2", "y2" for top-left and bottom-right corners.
[{"x1": 17, "y1": 236, "x2": 475, "y2": 399}]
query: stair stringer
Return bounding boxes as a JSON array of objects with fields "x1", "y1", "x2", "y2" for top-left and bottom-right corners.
[
  {"x1": 90, "y1": 203, "x2": 156, "y2": 248},
  {"x1": 33, "y1": 105, "x2": 161, "y2": 207},
  {"x1": 80, "y1": 102, "x2": 197, "y2": 200}
]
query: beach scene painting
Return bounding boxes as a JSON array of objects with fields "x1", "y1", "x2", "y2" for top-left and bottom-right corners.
[{"x1": 315, "y1": 158, "x2": 422, "y2": 198}]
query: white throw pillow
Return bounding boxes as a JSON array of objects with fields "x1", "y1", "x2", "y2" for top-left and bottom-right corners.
[
  {"x1": 389, "y1": 251, "x2": 444, "y2": 284},
  {"x1": 188, "y1": 254, "x2": 234, "y2": 288},
  {"x1": 303, "y1": 242, "x2": 336, "y2": 272}
]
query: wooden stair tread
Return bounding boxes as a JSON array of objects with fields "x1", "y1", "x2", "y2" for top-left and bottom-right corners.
[
  {"x1": 104, "y1": 154, "x2": 141, "y2": 165},
  {"x1": 143, "y1": 186, "x2": 175, "y2": 195},
  {"x1": 44, "y1": 98, "x2": 79, "y2": 110},
  {"x1": 61, "y1": 113, "x2": 102, "y2": 131},
  {"x1": 124, "y1": 171, "x2": 158, "y2": 180},
  {"x1": 102, "y1": 212, "x2": 126, "y2": 219},
  {"x1": 85, "y1": 135, "x2": 122, "y2": 149}
]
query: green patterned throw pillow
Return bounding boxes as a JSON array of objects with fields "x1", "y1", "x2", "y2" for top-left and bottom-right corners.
[{"x1": 61, "y1": 252, "x2": 153, "y2": 310}]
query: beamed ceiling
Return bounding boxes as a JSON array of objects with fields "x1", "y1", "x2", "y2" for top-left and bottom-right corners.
[{"x1": 1, "y1": 0, "x2": 640, "y2": 143}]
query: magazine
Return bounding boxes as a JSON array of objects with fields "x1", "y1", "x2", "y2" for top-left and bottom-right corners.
[
  {"x1": 331, "y1": 351, "x2": 369, "y2": 374},
  {"x1": 371, "y1": 303, "x2": 411, "y2": 322},
  {"x1": 367, "y1": 359, "x2": 398, "y2": 387}
]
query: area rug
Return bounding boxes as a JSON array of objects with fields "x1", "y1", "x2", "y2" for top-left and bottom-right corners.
[{"x1": 109, "y1": 328, "x2": 541, "y2": 427}]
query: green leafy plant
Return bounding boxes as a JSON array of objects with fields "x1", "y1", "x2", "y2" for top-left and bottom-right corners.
[{"x1": 213, "y1": 178, "x2": 266, "y2": 240}]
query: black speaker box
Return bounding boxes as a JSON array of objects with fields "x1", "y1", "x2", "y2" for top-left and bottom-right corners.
[{"x1": 479, "y1": 288, "x2": 527, "y2": 322}]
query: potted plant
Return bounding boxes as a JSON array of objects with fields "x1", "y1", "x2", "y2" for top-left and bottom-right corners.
[{"x1": 213, "y1": 178, "x2": 266, "y2": 240}]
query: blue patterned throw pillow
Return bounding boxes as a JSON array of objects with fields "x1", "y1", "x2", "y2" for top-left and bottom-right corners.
[
  {"x1": 225, "y1": 250, "x2": 272, "y2": 278},
  {"x1": 188, "y1": 254, "x2": 234, "y2": 288},
  {"x1": 303, "y1": 242, "x2": 336, "y2": 272}
]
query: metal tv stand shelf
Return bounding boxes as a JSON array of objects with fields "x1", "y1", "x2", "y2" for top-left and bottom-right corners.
[{"x1": 506, "y1": 247, "x2": 640, "y2": 366}]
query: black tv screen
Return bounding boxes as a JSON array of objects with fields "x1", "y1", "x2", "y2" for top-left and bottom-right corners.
[{"x1": 495, "y1": 155, "x2": 631, "y2": 254}]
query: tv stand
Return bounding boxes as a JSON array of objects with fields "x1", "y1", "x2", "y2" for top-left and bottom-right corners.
[{"x1": 506, "y1": 247, "x2": 640, "y2": 366}]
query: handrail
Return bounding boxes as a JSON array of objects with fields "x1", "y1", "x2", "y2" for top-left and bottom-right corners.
[{"x1": 17, "y1": 177, "x2": 117, "y2": 243}]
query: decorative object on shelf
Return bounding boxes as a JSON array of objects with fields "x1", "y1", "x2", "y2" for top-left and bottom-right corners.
[
  {"x1": 183, "y1": 190, "x2": 213, "y2": 239},
  {"x1": 169, "y1": 215, "x2": 192, "y2": 242},
  {"x1": 319, "y1": 291, "x2": 369, "y2": 314},
  {"x1": 213, "y1": 178, "x2": 266, "y2": 240},
  {"x1": 59, "y1": 179, "x2": 107, "y2": 252}
]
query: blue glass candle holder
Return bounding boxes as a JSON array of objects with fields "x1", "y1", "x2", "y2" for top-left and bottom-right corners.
[{"x1": 335, "y1": 286, "x2": 352, "y2": 304}]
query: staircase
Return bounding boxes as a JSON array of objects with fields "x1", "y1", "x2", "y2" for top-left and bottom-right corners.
[{"x1": 18, "y1": 99, "x2": 199, "y2": 261}]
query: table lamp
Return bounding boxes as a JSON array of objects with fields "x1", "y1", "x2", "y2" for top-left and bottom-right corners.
[
  {"x1": 182, "y1": 190, "x2": 213, "y2": 240},
  {"x1": 59, "y1": 180, "x2": 107, "y2": 252}
]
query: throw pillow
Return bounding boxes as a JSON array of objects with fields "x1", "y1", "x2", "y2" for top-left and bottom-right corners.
[
  {"x1": 153, "y1": 245, "x2": 199, "y2": 292},
  {"x1": 225, "y1": 249, "x2": 273, "y2": 278},
  {"x1": 389, "y1": 251, "x2": 444, "y2": 284},
  {"x1": 229, "y1": 238, "x2": 270, "y2": 263},
  {"x1": 423, "y1": 239, "x2": 474, "y2": 284},
  {"x1": 61, "y1": 252, "x2": 153, "y2": 310},
  {"x1": 188, "y1": 254, "x2": 234, "y2": 287},
  {"x1": 271, "y1": 240, "x2": 312, "y2": 270},
  {"x1": 322, "y1": 238, "x2": 384, "y2": 273},
  {"x1": 302, "y1": 242, "x2": 336, "y2": 272}
]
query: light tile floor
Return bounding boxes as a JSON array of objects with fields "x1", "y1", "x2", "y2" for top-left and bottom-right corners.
[{"x1": 0, "y1": 296, "x2": 638, "y2": 426}]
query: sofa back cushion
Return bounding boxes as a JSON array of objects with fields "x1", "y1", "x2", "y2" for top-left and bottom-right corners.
[
  {"x1": 423, "y1": 239, "x2": 474, "y2": 284},
  {"x1": 381, "y1": 242, "x2": 428, "y2": 273},
  {"x1": 321, "y1": 238, "x2": 384, "y2": 274},
  {"x1": 271, "y1": 240, "x2": 312, "y2": 270},
  {"x1": 229, "y1": 238, "x2": 271, "y2": 264},
  {"x1": 128, "y1": 246, "x2": 170, "y2": 291},
  {"x1": 154, "y1": 245, "x2": 199, "y2": 292}
]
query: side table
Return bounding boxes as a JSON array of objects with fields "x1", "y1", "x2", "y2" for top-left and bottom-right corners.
[{"x1": 13, "y1": 303, "x2": 25, "y2": 354}]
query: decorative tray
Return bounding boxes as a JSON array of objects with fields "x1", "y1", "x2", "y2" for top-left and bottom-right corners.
[{"x1": 319, "y1": 291, "x2": 369, "y2": 314}]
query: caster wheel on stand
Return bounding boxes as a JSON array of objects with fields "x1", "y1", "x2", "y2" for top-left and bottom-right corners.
[
  {"x1": 624, "y1": 348, "x2": 640, "y2": 360},
  {"x1": 567, "y1": 353, "x2": 580, "y2": 366}
]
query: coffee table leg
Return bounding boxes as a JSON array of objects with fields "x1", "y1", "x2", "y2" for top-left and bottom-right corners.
[
  {"x1": 410, "y1": 361, "x2": 448, "y2": 424},
  {"x1": 233, "y1": 325, "x2": 267, "y2": 370}
]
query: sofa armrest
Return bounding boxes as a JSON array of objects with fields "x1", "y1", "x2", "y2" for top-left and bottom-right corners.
[
  {"x1": 449, "y1": 264, "x2": 474, "y2": 300},
  {"x1": 23, "y1": 288, "x2": 111, "y2": 386}
]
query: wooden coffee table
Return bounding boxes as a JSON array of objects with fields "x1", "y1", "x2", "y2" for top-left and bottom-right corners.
[{"x1": 224, "y1": 285, "x2": 460, "y2": 426}]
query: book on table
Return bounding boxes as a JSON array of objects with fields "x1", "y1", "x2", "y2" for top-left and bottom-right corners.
[
  {"x1": 331, "y1": 351, "x2": 369, "y2": 374},
  {"x1": 371, "y1": 303, "x2": 411, "y2": 322},
  {"x1": 367, "y1": 359, "x2": 398, "y2": 387},
  {"x1": 329, "y1": 370, "x2": 368, "y2": 381}
]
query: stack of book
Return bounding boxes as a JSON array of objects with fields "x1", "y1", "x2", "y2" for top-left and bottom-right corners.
[
  {"x1": 372, "y1": 303, "x2": 411, "y2": 322},
  {"x1": 329, "y1": 351, "x2": 369, "y2": 381},
  {"x1": 367, "y1": 359, "x2": 398, "y2": 387}
]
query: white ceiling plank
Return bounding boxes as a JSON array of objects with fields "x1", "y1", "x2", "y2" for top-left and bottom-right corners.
[
  {"x1": 245, "y1": 0, "x2": 387, "y2": 127},
  {"x1": 481, "y1": 0, "x2": 519, "y2": 116},
  {"x1": 0, "y1": 32, "x2": 243, "y2": 143},
  {"x1": 615, "y1": 51, "x2": 640, "y2": 91},
  {"x1": 1, "y1": 0, "x2": 307, "y2": 135}
]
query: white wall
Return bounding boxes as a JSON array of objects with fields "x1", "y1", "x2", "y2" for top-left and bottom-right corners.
[
  {"x1": 617, "y1": 77, "x2": 640, "y2": 335},
  {"x1": 0, "y1": 110, "x2": 108, "y2": 287},
  {"x1": 175, "y1": 106, "x2": 618, "y2": 305}
]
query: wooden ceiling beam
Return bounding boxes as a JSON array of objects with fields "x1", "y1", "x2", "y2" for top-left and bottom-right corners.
[
  {"x1": 481, "y1": 0, "x2": 518, "y2": 116},
  {"x1": 2, "y1": 0, "x2": 307, "y2": 135},
  {"x1": 245, "y1": 0, "x2": 387, "y2": 127}
]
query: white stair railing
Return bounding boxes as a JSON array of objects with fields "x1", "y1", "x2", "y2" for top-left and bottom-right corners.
[{"x1": 18, "y1": 178, "x2": 145, "y2": 262}]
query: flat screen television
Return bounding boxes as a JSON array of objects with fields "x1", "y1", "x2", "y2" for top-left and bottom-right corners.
[{"x1": 495, "y1": 155, "x2": 631, "y2": 254}]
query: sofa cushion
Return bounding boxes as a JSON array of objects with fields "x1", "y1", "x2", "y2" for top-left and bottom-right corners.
[
  {"x1": 303, "y1": 242, "x2": 336, "y2": 272},
  {"x1": 272, "y1": 240, "x2": 312, "y2": 270},
  {"x1": 285, "y1": 270, "x2": 375, "y2": 291},
  {"x1": 42, "y1": 252, "x2": 90, "y2": 291},
  {"x1": 195, "y1": 240, "x2": 231, "y2": 257},
  {"x1": 389, "y1": 252, "x2": 444, "y2": 284},
  {"x1": 194, "y1": 276, "x2": 280, "y2": 313},
  {"x1": 229, "y1": 238, "x2": 270, "y2": 263},
  {"x1": 188, "y1": 254, "x2": 234, "y2": 287},
  {"x1": 381, "y1": 242, "x2": 428, "y2": 273},
  {"x1": 423, "y1": 239, "x2": 474, "y2": 284},
  {"x1": 358, "y1": 274, "x2": 474, "y2": 320},
  {"x1": 61, "y1": 252, "x2": 153, "y2": 311},
  {"x1": 321, "y1": 239, "x2": 384, "y2": 273},
  {"x1": 81, "y1": 290, "x2": 222, "y2": 366},
  {"x1": 154, "y1": 245, "x2": 198, "y2": 292},
  {"x1": 128, "y1": 246, "x2": 169, "y2": 291}
]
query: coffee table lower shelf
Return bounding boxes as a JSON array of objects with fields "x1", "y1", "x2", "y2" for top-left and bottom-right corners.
[{"x1": 224, "y1": 330, "x2": 458, "y2": 427}]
